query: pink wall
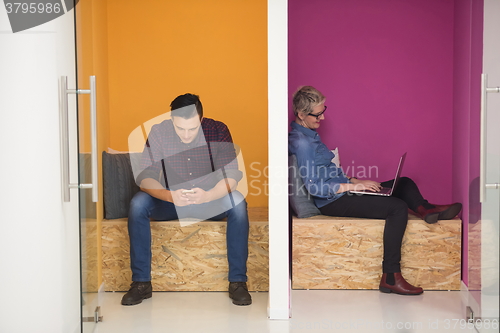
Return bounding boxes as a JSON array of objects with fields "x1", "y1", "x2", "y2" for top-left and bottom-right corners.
[
  {"x1": 452, "y1": 0, "x2": 483, "y2": 287},
  {"x1": 289, "y1": 0, "x2": 455, "y2": 204},
  {"x1": 289, "y1": 0, "x2": 484, "y2": 287}
]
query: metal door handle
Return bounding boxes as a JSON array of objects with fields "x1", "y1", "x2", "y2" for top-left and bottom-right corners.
[
  {"x1": 59, "y1": 76, "x2": 98, "y2": 203},
  {"x1": 480, "y1": 73, "x2": 500, "y2": 203},
  {"x1": 59, "y1": 76, "x2": 71, "y2": 202}
]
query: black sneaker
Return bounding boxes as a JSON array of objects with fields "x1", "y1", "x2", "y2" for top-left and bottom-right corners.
[
  {"x1": 228, "y1": 282, "x2": 252, "y2": 306},
  {"x1": 121, "y1": 281, "x2": 153, "y2": 306}
]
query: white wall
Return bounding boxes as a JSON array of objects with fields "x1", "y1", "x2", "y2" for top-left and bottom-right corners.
[{"x1": 0, "y1": 8, "x2": 81, "y2": 333}]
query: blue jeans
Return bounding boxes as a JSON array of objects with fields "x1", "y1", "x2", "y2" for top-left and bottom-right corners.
[{"x1": 128, "y1": 190, "x2": 249, "y2": 282}]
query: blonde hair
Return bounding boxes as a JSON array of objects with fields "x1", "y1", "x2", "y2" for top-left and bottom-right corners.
[{"x1": 292, "y1": 86, "x2": 325, "y2": 116}]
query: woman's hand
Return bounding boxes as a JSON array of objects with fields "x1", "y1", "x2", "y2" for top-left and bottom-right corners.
[
  {"x1": 337, "y1": 179, "x2": 382, "y2": 193},
  {"x1": 352, "y1": 179, "x2": 382, "y2": 192}
]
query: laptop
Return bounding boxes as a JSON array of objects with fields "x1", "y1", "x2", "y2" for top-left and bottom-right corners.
[{"x1": 349, "y1": 152, "x2": 407, "y2": 196}]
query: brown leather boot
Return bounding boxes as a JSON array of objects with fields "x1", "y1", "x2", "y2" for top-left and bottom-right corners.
[
  {"x1": 379, "y1": 273, "x2": 423, "y2": 295},
  {"x1": 413, "y1": 203, "x2": 462, "y2": 224},
  {"x1": 433, "y1": 203, "x2": 462, "y2": 220},
  {"x1": 414, "y1": 206, "x2": 440, "y2": 224}
]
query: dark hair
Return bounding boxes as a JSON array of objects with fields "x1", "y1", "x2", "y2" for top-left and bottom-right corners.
[{"x1": 170, "y1": 93, "x2": 203, "y2": 119}]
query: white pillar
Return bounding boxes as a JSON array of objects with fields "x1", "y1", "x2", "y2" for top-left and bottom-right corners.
[{"x1": 267, "y1": 0, "x2": 291, "y2": 320}]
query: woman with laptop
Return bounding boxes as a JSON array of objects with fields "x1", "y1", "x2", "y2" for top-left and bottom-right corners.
[{"x1": 288, "y1": 85, "x2": 462, "y2": 296}]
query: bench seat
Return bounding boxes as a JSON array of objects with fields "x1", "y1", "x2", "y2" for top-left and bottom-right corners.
[
  {"x1": 101, "y1": 208, "x2": 461, "y2": 292},
  {"x1": 292, "y1": 214, "x2": 461, "y2": 290},
  {"x1": 101, "y1": 207, "x2": 269, "y2": 292}
]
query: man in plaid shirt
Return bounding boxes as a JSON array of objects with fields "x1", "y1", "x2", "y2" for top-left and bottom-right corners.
[{"x1": 121, "y1": 93, "x2": 251, "y2": 306}]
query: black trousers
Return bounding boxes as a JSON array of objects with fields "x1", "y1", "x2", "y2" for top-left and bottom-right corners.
[{"x1": 319, "y1": 177, "x2": 429, "y2": 273}]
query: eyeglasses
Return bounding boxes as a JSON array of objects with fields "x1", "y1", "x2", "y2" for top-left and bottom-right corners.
[{"x1": 307, "y1": 106, "x2": 327, "y2": 118}]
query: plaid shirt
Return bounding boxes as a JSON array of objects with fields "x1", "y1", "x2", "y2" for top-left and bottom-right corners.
[{"x1": 136, "y1": 117, "x2": 242, "y2": 191}]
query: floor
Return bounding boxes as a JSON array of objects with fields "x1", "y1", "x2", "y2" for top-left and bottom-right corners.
[{"x1": 92, "y1": 290, "x2": 496, "y2": 333}]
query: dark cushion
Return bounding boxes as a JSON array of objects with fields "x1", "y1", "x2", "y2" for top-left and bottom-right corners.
[
  {"x1": 102, "y1": 151, "x2": 141, "y2": 219},
  {"x1": 288, "y1": 154, "x2": 321, "y2": 218},
  {"x1": 79, "y1": 153, "x2": 96, "y2": 219}
]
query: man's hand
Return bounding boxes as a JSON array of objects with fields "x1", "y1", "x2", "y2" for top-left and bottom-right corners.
[
  {"x1": 171, "y1": 189, "x2": 196, "y2": 206},
  {"x1": 182, "y1": 188, "x2": 212, "y2": 205}
]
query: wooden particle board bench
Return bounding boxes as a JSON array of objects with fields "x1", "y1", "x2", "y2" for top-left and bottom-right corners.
[
  {"x1": 292, "y1": 214, "x2": 461, "y2": 291},
  {"x1": 100, "y1": 152, "x2": 461, "y2": 293},
  {"x1": 101, "y1": 151, "x2": 269, "y2": 292},
  {"x1": 102, "y1": 210, "x2": 461, "y2": 293},
  {"x1": 101, "y1": 207, "x2": 269, "y2": 292}
]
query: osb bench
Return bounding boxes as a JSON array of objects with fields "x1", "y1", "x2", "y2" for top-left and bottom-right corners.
[
  {"x1": 292, "y1": 214, "x2": 461, "y2": 290},
  {"x1": 101, "y1": 207, "x2": 269, "y2": 292}
]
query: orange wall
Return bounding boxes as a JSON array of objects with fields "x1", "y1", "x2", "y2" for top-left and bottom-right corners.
[{"x1": 106, "y1": 0, "x2": 268, "y2": 207}]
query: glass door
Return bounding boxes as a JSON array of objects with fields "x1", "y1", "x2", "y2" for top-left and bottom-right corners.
[
  {"x1": 469, "y1": 0, "x2": 500, "y2": 329},
  {"x1": 74, "y1": 0, "x2": 106, "y2": 331},
  {"x1": 74, "y1": 0, "x2": 111, "y2": 330},
  {"x1": 58, "y1": 4, "x2": 101, "y2": 330},
  {"x1": 77, "y1": 74, "x2": 100, "y2": 332}
]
